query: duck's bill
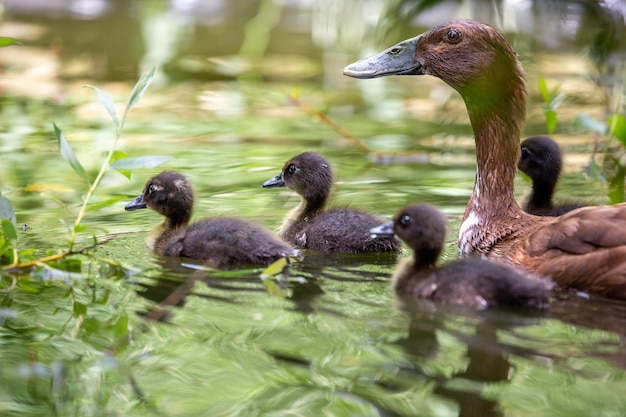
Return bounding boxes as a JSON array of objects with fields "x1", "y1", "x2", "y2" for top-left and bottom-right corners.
[
  {"x1": 369, "y1": 221, "x2": 395, "y2": 238},
  {"x1": 343, "y1": 35, "x2": 424, "y2": 79},
  {"x1": 125, "y1": 194, "x2": 147, "y2": 211},
  {"x1": 262, "y1": 173, "x2": 285, "y2": 188}
]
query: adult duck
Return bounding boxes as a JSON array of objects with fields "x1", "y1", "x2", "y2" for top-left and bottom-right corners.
[
  {"x1": 263, "y1": 152, "x2": 400, "y2": 253},
  {"x1": 370, "y1": 203, "x2": 552, "y2": 309},
  {"x1": 518, "y1": 135, "x2": 587, "y2": 216},
  {"x1": 125, "y1": 170, "x2": 294, "y2": 267},
  {"x1": 344, "y1": 19, "x2": 626, "y2": 299}
]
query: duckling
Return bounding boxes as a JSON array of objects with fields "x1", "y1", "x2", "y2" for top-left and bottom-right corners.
[
  {"x1": 370, "y1": 203, "x2": 553, "y2": 309},
  {"x1": 263, "y1": 152, "x2": 400, "y2": 253},
  {"x1": 125, "y1": 170, "x2": 294, "y2": 267},
  {"x1": 518, "y1": 135, "x2": 587, "y2": 216}
]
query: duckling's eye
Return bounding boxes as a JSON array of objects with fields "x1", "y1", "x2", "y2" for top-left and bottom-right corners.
[
  {"x1": 287, "y1": 164, "x2": 298, "y2": 175},
  {"x1": 520, "y1": 146, "x2": 532, "y2": 160},
  {"x1": 445, "y1": 29, "x2": 462, "y2": 44},
  {"x1": 148, "y1": 184, "x2": 158, "y2": 194},
  {"x1": 389, "y1": 46, "x2": 402, "y2": 55},
  {"x1": 398, "y1": 214, "x2": 412, "y2": 228}
]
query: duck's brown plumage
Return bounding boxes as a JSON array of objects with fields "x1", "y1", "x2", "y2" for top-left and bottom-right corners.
[
  {"x1": 370, "y1": 203, "x2": 552, "y2": 309},
  {"x1": 263, "y1": 152, "x2": 400, "y2": 253},
  {"x1": 125, "y1": 170, "x2": 294, "y2": 267},
  {"x1": 344, "y1": 19, "x2": 626, "y2": 299},
  {"x1": 518, "y1": 135, "x2": 587, "y2": 216}
]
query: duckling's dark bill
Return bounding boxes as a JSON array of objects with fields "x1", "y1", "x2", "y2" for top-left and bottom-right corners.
[
  {"x1": 369, "y1": 222, "x2": 394, "y2": 237},
  {"x1": 263, "y1": 174, "x2": 285, "y2": 188},
  {"x1": 343, "y1": 35, "x2": 424, "y2": 79},
  {"x1": 125, "y1": 194, "x2": 147, "y2": 211}
]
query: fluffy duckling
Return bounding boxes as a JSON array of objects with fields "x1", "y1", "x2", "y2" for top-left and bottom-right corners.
[
  {"x1": 125, "y1": 170, "x2": 294, "y2": 267},
  {"x1": 370, "y1": 203, "x2": 553, "y2": 309},
  {"x1": 518, "y1": 135, "x2": 586, "y2": 216},
  {"x1": 263, "y1": 152, "x2": 400, "y2": 253}
]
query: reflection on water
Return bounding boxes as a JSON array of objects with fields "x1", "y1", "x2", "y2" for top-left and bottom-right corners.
[{"x1": 1, "y1": 0, "x2": 626, "y2": 415}]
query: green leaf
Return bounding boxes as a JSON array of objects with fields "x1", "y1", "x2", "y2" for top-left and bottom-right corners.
[
  {"x1": 1, "y1": 219, "x2": 17, "y2": 246},
  {"x1": 53, "y1": 123, "x2": 90, "y2": 185},
  {"x1": 609, "y1": 113, "x2": 626, "y2": 146},
  {"x1": 574, "y1": 114, "x2": 607, "y2": 135},
  {"x1": 85, "y1": 85, "x2": 120, "y2": 130},
  {"x1": 544, "y1": 109, "x2": 557, "y2": 134},
  {"x1": 86, "y1": 196, "x2": 126, "y2": 211},
  {"x1": 122, "y1": 66, "x2": 156, "y2": 122},
  {"x1": 0, "y1": 194, "x2": 16, "y2": 225},
  {"x1": 607, "y1": 165, "x2": 626, "y2": 204},
  {"x1": 110, "y1": 155, "x2": 172, "y2": 170},
  {"x1": 260, "y1": 257, "x2": 287, "y2": 278},
  {"x1": 0, "y1": 37, "x2": 21, "y2": 47},
  {"x1": 73, "y1": 301, "x2": 87, "y2": 317},
  {"x1": 110, "y1": 150, "x2": 131, "y2": 179}
]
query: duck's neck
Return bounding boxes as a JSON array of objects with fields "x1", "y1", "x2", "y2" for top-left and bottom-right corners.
[
  {"x1": 458, "y1": 67, "x2": 529, "y2": 256},
  {"x1": 279, "y1": 196, "x2": 327, "y2": 242}
]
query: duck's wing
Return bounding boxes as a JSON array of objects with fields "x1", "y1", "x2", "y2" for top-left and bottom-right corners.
[{"x1": 525, "y1": 203, "x2": 626, "y2": 298}]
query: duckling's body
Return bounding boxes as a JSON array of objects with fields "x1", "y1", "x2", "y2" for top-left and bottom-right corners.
[
  {"x1": 345, "y1": 19, "x2": 626, "y2": 299},
  {"x1": 371, "y1": 204, "x2": 552, "y2": 309},
  {"x1": 519, "y1": 135, "x2": 586, "y2": 216},
  {"x1": 263, "y1": 152, "x2": 400, "y2": 253},
  {"x1": 126, "y1": 171, "x2": 294, "y2": 267}
]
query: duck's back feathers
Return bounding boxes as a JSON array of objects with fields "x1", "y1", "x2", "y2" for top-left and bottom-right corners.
[
  {"x1": 393, "y1": 258, "x2": 552, "y2": 310},
  {"x1": 296, "y1": 208, "x2": 399, "y2": 253},
  {"x1": 156, "y1": 217, "x2": 294, "y2": 267}
]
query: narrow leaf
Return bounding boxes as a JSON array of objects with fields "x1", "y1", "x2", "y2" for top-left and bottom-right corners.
[
  {"x1": 261, "y1": 257, "x2": 287, "y2": 277},
  {"x1": 574, "y1": 114, "x2": 607, "y2": 135},
  {"x1": 86, "y1": 196, "x2": 126, "y2": 211},
  {"x1": 609, "y1": 113, "x2": 626, "y2": 146},
  {"x1": 0, "y1": 194, "x2": 16, "y2": 225},
  {"x1": 73, "y1": 301, "x2": 87, "y2": 317},
  {"x1": 1, "y1": 219, "x2": 17, "y2": 246},
  {"x1": 110, "y1": 150, "x2": 130, "y2": 179},
  {"x1": 53, "y1": 123, "x2": 90, "y2": 185},
  {"x1": 538, "y1": 77, "x2": 550, "y2": 104},
  {"x1": 85, "y1": 86, "x2": 120, "y2": 130},
  {"x1": 123, "y1": 66, "x2": 156, "y2": 121},
  {"x1": 110, "y1": 155, "x2": 172, "y2": 170},
  {"x1": 0, "y1": 37, "x2": 21, "y2": 47},
  {"x1": 544, "y1": 110, "x2": 557, "y2": 134}
]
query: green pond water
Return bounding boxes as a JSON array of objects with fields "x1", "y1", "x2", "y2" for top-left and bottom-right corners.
[{"x1": 1, "y1": 1, "x2": 626, "y2": 416}]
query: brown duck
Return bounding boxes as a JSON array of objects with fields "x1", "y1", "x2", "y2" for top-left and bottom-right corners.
[
  {"x1": 125, "y1": 170, "x2": 294, "y2": 267},
  {"x1": 344, "y1": 19, "x2": 626, "y2": 299}
]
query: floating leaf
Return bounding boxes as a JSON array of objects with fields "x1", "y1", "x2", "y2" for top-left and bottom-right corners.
[
  {"x1": 574, "y1": 114, "x2": 607, "y2": 135},
  {"x1": 110, "y1": 155, "x2": 172, "y2": 170},
  {"x1": 123, "y1": 66, "x2": 156, "y2": 122},
  {"x1": 0, "y1": 37, "x2": 21, "y2": 47},
  {"x1": 53, "y1": 123, "x2": 90, "y2": 185},
  {"x1": 85, "y1": 85, "x2": 120, "y2": 130},
  {"x1": 261, "y1": 257, "x2": 287, "y2": 278},
  {"x1": 609, "y1": 113, "x2": 626, "y2": 147},
  {"x1": 0, "y1": 194, "x2": 16, "y2": 225}
]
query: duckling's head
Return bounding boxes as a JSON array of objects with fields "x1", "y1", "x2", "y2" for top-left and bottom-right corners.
[
  {"x1": 125, "y1": 170, "x2": 194, "y2": 227},
  {"x1": 518, "y1": 135, "x2": 562, "y2": 182},
  {"x1": 371, "y1": 203, "x2": 447, "y2": 265},
  {"x1": 263, "y1": 152, "x2": 333, "y2": 203}
]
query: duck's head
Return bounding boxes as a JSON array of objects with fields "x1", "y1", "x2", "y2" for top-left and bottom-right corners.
[
  {"x1": 263, "y1": 152, "x2": 333, "y2": 203},
  {"x1": 370, "y1": 203, "x2": 446, "y2": 263},
  {"x1": 518, "y1": 135, "x2": 563, "y2": 182},
  {"x1": 343, "y1": 19, "x2": 526, "y2": 119},
  {"x1": 125, "y1": 170, "x2": 194, "y2": 227}
]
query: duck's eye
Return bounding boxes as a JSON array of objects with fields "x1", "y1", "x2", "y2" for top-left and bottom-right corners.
[
  {"x1": 445, "y1": 29, "x2": 462, "y2": 44},
  {"x1": 287, "y1": 164, "x2": 298, "y2": 175},
  {"x1": 148, "y1": 184, "x2": 158, "y2": 194},
  {"x1": 389, "y1": 46, "x2": 402, "y2": 55},
  {"x1": 520, "y1": 146, "x2": 532, "y2": 160},
  {"x1": 398, "y1": 214, "x2": 412, "y2": 228}
]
